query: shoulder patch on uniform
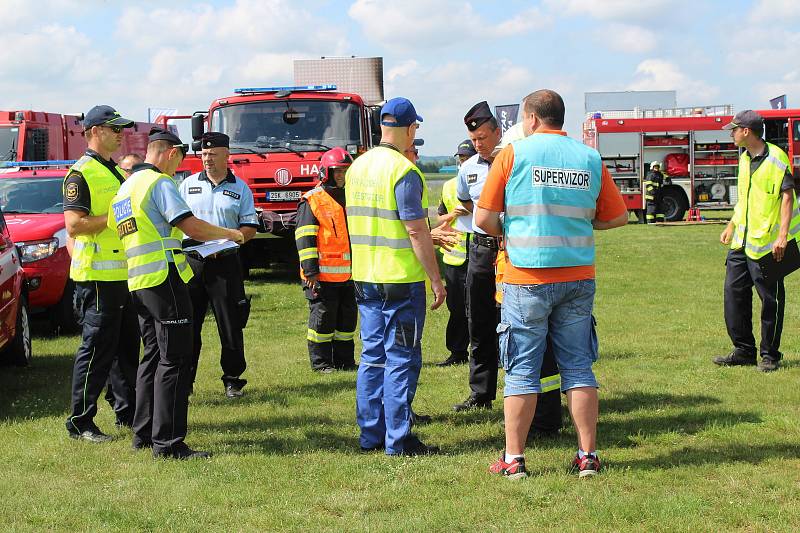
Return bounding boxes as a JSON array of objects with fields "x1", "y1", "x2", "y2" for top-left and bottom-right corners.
[
  {"x1": 467, "y1": 173, "x2": 478, "y2": 184},
  {"x1": 223, "y1": 190, "x2": 241, "y2": 200},
  {"x1": 65, "y1": 182, "x2": 79, "y2": 202},
  {"x1": 187, "y1": 187, "x2": 202, "y2": 194}
]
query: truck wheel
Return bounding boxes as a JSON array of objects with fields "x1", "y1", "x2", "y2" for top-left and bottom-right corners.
[
  {"x1": 51, "y1": 280, "x2": 80, "y2": 335},
  {"x1": 3, "y1": 296, "x2": 32, "y2": 367},
  {"x1": 661, "y1": 186, "x2": 688, "y2": 222}
]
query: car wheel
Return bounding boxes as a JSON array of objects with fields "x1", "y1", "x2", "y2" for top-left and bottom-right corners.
[
  {"x1": 51, "y1": 280, "x2": 80, "y2": 335},
  {"x1": 3, "y1": 295, "x2": 32, "y2": 367}
]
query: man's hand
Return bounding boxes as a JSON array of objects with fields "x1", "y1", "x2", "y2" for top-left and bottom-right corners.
[
  {"x1": 430, "y1": 278, "x2": 446, "y2": 310},
  {"x1": 720, "y1": 224, "x2": 733, "y2": 245},
  {"x1": 430, "y1": 221, "x2": 462, "y2": 251},
  {"x1": 229, "y1": 229, "x2": 245, "y2": 244},
  {"x1": 773, "y1": 235, "x2": 787, "y2": 262},
  {"x1": 452, "y1": 205, "x2": 470, "y2": 217}
]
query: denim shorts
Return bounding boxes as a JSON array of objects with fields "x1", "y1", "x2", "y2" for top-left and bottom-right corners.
[{"x1": 499, "y1": 279, "x2": 599, "y2": 396}]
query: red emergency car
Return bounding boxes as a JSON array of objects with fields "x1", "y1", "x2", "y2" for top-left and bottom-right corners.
[
  {"x1": 0, "y1": 199, "x2": 31, "y2": 366},
  {"x1": 0, "y1": 168, "x2": 75, "y2": 334}
]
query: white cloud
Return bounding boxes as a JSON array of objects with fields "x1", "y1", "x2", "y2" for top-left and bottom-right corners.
[
  {"x1": 626, "y1": 59, "x2": 720, "y2": 103},
  {"x1": 596, "y1": 23, "x2": 658, "y2": 53},
  {"x1": 387, "y1": 60, "x2": 419, "y2": 82},
  {"x1": 544, "y1": 0, "x2": 672, "y2": 21},
  {"x1": 748, "y1": 0, "x2": 800, "y2": 22},
  {"x1": 348, "y1": 0, "x2": 549, "y2": 51}
]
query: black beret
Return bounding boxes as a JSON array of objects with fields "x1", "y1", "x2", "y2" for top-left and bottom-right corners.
[
  {"x1": 200, "y1": 131, "x2": 229, "y2": 149},
  {"x1": 464, "y1": 101, "x2": 495, "y2": 132}
]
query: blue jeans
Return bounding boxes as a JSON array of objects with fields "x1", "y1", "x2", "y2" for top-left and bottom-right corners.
[
  {"x1": 355, "y1": 281, "x2": 426, "y2": 454},
  {"x1": 499, "y1": 280, "x2": 598, "y2": 396}
]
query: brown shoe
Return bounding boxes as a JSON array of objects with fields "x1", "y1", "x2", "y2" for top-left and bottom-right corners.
[{"x1": 757, "y1": 357, "x2": 780, "y2": 372}]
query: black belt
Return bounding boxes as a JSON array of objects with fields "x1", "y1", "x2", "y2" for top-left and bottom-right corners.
[{"x1": 473, "y1": 233, "x2": 500, "y2": 249}]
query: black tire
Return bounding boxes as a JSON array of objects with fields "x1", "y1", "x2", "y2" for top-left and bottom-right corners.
[
  {"x1": 660, "y1": 186, "x2": 689, "y2": 222},
  {"x1": 50, "y1": 280, "x2": 80, "y2": 335},
  {"x1": 3, "y1": 295, "x2": 32, "y2": 367}
]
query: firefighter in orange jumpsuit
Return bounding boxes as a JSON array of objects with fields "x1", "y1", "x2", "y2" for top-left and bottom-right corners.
[{"x1": 295, "y1": 147, "x2": 358, "y2": 372}]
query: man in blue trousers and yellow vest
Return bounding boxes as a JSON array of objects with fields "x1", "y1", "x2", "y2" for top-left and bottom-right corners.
[
  {"x1": 109, "y1": 128, "x2": 244, "y2": 459},
  {"x1": 346, "y1": 97, "x2": 445, "y2": 456},
  {"x1": 714, "y1": 110, "x2": 798, "y2": 372},
  {"x1": 63, "y1": 105, "x2": 140, "y2": 443}
]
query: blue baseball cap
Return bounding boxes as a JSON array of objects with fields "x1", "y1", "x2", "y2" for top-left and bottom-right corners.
[
  {"x1": 381, "y1": 97, "x2": 423, "y2": 127},
  {"x1": 83, "y1": 105, "x2": 134, "y2": 130}
]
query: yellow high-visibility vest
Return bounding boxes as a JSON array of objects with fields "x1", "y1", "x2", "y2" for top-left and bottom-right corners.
[{"x1": 345, "y1": 146, "x2": 428, "y2": 283}]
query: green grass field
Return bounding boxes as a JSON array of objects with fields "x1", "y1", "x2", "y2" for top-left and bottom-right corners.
[{"x1": 2, "y1": 212, "x2": 800, "y2": 531}]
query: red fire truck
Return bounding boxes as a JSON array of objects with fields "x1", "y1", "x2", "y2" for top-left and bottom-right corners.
[
  {"x1": 0, "y1": 110, "x2": 155, "y2": 163},
  {"x1": 159, "y1": 85, "x2": 382, "y2": 270},
  {"x1": 583, "y1": 105, "x2": 800, "y2": 221}
]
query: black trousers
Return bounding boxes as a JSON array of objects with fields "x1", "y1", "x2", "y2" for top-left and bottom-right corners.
[
  {"x1": 187, "y1": 253, "x2": 248, "y2": 388},
  {"x1": 444, "y1": 262, "x2": 469, "y2": 358},
  {"x1": 131, "y1": 265, "x2": 194, "y2": 452},
  {"x1": 724, "y1": 248, "x2": 785, "y2": 360},
  {"x1": 532, "y1": 337, "x2": 562, "y2": 433},
  {"x1": 305, "y1": 281, "x2": 358, "y2": 369},
  {"x1": 66, "y1": 280, "x2": 140, "y2": 433},
  {"x1": 103, "y1": 299, "x2": 140, "y2": 426},
  {"x1": 466, "y1": 240, "x2": 499, "y2": 401}
]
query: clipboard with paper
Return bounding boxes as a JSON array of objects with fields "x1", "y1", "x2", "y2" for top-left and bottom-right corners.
[{"x1": 182, "y1": 239, "x2": 239, "y2": 259}]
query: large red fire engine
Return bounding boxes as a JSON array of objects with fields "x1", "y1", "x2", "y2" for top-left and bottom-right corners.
[
  {"x1": 583, "y1": 105, "x2": 800, "y2": 221},
  {"x1": 159, "y1": 84, "x2": 382, "y2": 270}
]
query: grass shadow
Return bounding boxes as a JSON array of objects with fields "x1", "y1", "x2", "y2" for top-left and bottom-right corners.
[
  {"x1": 602, "y1": 391, "x2": 721, "y2": 414},
  {"x1": 0, "y1": 352, "x2": 73, "y2": 421},
  {"x1": 611, "y1": 442, "x2": 795, "y2": 471}
]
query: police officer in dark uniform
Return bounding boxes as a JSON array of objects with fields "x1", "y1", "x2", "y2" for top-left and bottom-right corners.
[
  {"x1": 453, "y1": 102, "x2": 503, "y2": 411},
  {"x1": 63, "y1": 105, "x2": 140, "y2": 442},
  {"x1": 179, "y1": 132, "x2": 258, "y2": 398},
  {"x1": 109, "y1": 128, "x2": 245, "y2": 459}
]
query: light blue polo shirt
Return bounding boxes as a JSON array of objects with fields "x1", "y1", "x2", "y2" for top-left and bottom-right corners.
[
  {"x1": 455, "y1": 153, "x2": 491, "y2": 234},
  {"x1": 179, "y1": 170, "x2": 259, "y2": 229}
]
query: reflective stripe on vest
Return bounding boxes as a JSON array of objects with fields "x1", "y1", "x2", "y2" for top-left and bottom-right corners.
[
  {"x1": 345, "y1": 146, "x2": 428, "y2": 283},
  {"x1": 66, "y1": 156, "x2": 128, "y2": 282},
  {"x1": 730, "y1": 142, "x2": 800, "y2": 259},
  {"x1": 107, "y1": 168, "x2": 193, "y2": 291},
  {"x1": 299, "y1": 187, "x2": 351, "y2": 282},
  {"x1": 504, "y1": 134, "x2": 602, "y2": 268},
  {"x1": 440, "y1": 177, "x2": 469, "y2": 266}
]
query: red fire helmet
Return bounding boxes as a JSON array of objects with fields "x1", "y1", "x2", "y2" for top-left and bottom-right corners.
[{"x1": 319, "y1": 147, "x2": 353, "y2": 183}]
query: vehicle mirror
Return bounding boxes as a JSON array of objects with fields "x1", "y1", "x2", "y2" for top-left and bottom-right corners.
[
  {"x1": 283, "y1": 109, "x2": 301, "y2": 125},
  {"x1": 191, "y1": 114, "x2": 205, "y2": 140}
]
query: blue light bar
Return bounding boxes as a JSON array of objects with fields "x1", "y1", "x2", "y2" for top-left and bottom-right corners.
[
  {"x1": 233, "y1": 84, "x2": 337, "y2": 94},
  {"x1": 0, "y1": 160, "x2": 77, "y2": 168}
]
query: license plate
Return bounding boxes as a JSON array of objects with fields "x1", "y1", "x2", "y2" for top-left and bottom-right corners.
[{"x1": 266, "y1": 190, "x2": 301, "y2": 201}]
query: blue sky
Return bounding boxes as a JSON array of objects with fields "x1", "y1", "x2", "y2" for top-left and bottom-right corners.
[{"x1": 2, "y1": 0, "x2": 798, "y2": 155}]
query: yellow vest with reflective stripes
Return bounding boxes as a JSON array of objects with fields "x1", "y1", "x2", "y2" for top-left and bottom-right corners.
[
  {"x1": 345, "y1": 146, "x2": 428, "y2": 283},
  {"x1": 107, "y1": 168, "x2": 193, "y2": 291},
  {"x1": 730, "y1": 142, "x2": 800, "y2": 259},
  {"x1": 440, "y1": 178, "x2": 468, "y2": 267},
  {"x1": 66, "y1": 156, "x2": 128, "y2": 281}
]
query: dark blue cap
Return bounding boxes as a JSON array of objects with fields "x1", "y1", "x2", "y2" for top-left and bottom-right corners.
[
  {"x1": 148, "y1": 127, "x2": 188, "y2": 155},
  {"x1": 464, "y1": 101, "x2": 494, "y2": 132},
  {"x1": 83, "y1": 105, "x2": 134, "y2": 129},
  {"x1": 381, "y1": 97, "x2": 423, "y2": 127},
  {"x1": 455, "y1": 139, "x2": 476, "y2": 157}
]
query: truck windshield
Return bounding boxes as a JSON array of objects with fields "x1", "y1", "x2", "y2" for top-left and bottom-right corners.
[
  {"x1": 0, "y1": 127, "x2": 20, "y2": 161},
  {"x1": 211, "y1": 100, "x2": 362, "y2": 153},
  {"x1": 0, "y1": 177, "x2": 64, "y2": 214}
]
